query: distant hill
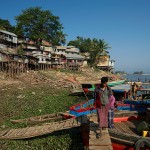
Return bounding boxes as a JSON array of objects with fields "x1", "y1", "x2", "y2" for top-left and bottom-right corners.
[
  {"x1": 133, "y1": 71, "x2": 143, "y2": 75},
  {"x1": 115, "y1": 71, "x2": 127, "y2": 75}
]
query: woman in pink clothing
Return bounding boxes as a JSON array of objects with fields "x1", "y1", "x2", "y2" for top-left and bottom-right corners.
[{"x1": 108, "y1": 92, "x2": 116, "y2": 128}]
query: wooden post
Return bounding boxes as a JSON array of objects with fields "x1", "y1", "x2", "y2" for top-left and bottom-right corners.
[
  {"x1": 21, "y1": 63, "x2": 23, "y2": 74},
  {"x1": 15, "y1": 61, "x2": 17, "y2": 76},
  {"x1": 2, "y1": 62, "x2": 4, "y2": 71},
  {"x1": 42, "y1": 63, "x2": 44, "y2": 70},
  {"x1": 81, "y1": 123, "x2": 89, "y2": 148},
  {"x1": 19, "y1": 62, "x2": 21, "y2": 75},
  {"x1": 0, "y1": 62, "x2": 1, "y2": 72},
  {"x1": 44, "y1": 64, "x2": 45, "y2": 70},
  {"x1": 11, "y1": 62, "x2": 13, "y2": 78},
  {"x1": 124, "y1": 91, "x2": 127, "y2": 99},
  {"x1": 8, "y1": 61, "x2": 11, "y2": 77},
  {"x1": 5, "y1": 62, "x2": 8, "y2": 74}
]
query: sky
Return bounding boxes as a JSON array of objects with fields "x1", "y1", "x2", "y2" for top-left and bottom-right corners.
[{"x1": 0, "y1": 0, "x2": 150, "y2": 74}]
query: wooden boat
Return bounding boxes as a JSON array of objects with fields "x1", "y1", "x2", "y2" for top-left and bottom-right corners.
[
  {"x1": 69, "y1": 99, "x2": 96, "y2": 117},
  {"x1": 109, "y1": 114, "x2": 150, "y2": 150},
  {"x1": 113, "y1": 110, "x2": 144, "y2": 119},
  {"x1": 116, "y1": 102, "x2": 148, "y2": 112},
  {"x1": 108, "y1": 79, "x2": 126, "y2": 87},
  {"x1": 69, "y1": 96, "x2": 147, "y2": 117},
  {"x1": 124, "y1": 88, "x2": 150, "y2": 106},
  {"x1": 86, "y1": 109, "x2": 150, "y2": 150},
  {"x1": 10, "y1": 112, "x2": 74, "y2": 125},
  {"x1": 111, "y1": 85, "x2": 150, "y2": 112},
  {"x1": 127, "y1": 81, "x2": 142, "y2": 86},
  {"x1": 81, "y1": 80, "x2": 126, "y2": 93},
  {"x1": 124, "y1": 99, "x2": 150, "y2": 105},
  {"x1": 70, "y1": 83, "x2": 83, "y2": 96},
  {"x1": 0, "y1": 115, "x2": 87, "y2": 139}
]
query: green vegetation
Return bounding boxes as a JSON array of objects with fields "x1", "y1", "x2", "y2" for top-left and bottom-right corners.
[
  {"x1": 0, "y1": 84, "x2": 86, "y2": 150},
  {"x1": 0, "y1": 7, "x2": 66, "y2": 46},
  {"x1": 15, "y1": 7, "x2": 66, "y2": 46},
  {"x1": 68, "y1": 36, "x2": 111, "y2": 66},
  {"x1": 0, "y1": 18, "x2": 15, "y2": 32}
]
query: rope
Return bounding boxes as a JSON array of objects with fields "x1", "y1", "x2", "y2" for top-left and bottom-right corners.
[{"x1": 134, "y1": 138, "x2": 150, "y2": 150}]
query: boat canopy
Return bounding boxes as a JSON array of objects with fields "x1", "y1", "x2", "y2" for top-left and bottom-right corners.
[{"x1": 111, "y1": 84, "x2": 131, "y2": 92}]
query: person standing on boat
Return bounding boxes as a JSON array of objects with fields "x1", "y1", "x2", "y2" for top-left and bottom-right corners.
[
  {"x1": 108, "y1": 91, "x2": 116, "y2": 129},
  {"x1": 132, "y1": 82, "x2": 139, "y2": 100},
  {"x1": 94, "y1": 77, "x2": 112, "y2": 138}
]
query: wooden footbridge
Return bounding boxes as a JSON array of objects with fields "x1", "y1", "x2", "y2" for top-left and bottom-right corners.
[{"x1": 87, "y1": 114, "x2": 113, "y2": 150}]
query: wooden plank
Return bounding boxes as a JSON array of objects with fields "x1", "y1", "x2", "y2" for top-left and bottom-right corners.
[
  {"x1": 110, "y1": 136, "x2": 134, "y2": 145},
  {"x1": 123, "y1": 121, "x2": 137, "y2": 134},
  {"x1": 4, "y1": 129, "x2": 21, "y2": 137},
  {"x1": 24, "y1": 126, "x2": 38, "y2": 135},
  {"x1": 0, "y1": 129, "x2": 10, "y2": 136},
  {"x1": 113, "y1": 122, "x2": 122, "y2": 132},
  {"x1": 89, "y1": 145, "x2": 113, "y2": 150},
  {"x1": 120, "y1": 122, "x2": 136, "y2": 135},
  {"x1": 88, "y1": 115, "x2": 113, "y2": 150},
  {"x1": 109, "y1": 129, "x2": 140, "y2": 143},
  {"x1": 114, "y1": 122, "x2": 127, "y2": 133},
  {"x1": 16, "y1": 127, "x2": 30, "y2": 136},
  {"x1": 109, "y1": 126, "x2": 118, "y2": 133},
  {"x1": 32, "y1": 126, "x2": 45, "y2": 134},
  {"x1": 89, "y1": 130, "x2": 111, "y2": 146},
  {"x1": 115, "y1": 122, "x2": 130, "y2": 133}
]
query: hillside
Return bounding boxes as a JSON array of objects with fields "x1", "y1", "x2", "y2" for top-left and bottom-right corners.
[{"x1": 0, "y1": 67, "x2": 122, "y2": 89}]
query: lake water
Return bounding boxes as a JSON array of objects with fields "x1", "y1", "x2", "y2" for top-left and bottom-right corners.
[
  {"x1": 123, "y1": 74, "x2": 150, "y2": 82},
  {"x1": 123, "y1": 74, "x2": 150, "y2": 89}
]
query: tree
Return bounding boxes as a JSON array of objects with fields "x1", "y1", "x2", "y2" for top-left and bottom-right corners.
[
  {"x1": 68, "y1": 36, "x2": 92, "y2": 53},
  {"x1": 68, "y1": 37, "x2": 111, "y2": 66},
  {"x1": 0, "y1": 18, "x2": 15, "y2": 32},
  {"x1": 15, "y1": 7, "x2": 66, "y2": 46},
  {"x1": 92, "y1": 39, "x2": 110, "y2": 66}
]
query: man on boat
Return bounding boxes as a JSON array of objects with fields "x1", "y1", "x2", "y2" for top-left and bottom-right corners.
[
  {"x1": 94, "y1": 77, "x2": 112, "y2": 138},
  {"x1": 132, "y1": 82, "x2": 139, "y2": 100}
]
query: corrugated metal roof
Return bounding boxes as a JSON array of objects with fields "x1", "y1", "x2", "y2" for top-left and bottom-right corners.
[
  {"x1": 66, "y1": 46, "x2": 75, "y2": 48},
  {"x1": 64, "y1": 53, "x2": 84, "y2": 59},
  {"x1": 0, "y1": 30, "x2": 17, "y2": 37},
  {"x1": 56, "y1": 46, "x2": 66, "y2": 50},
  {"x1": 66, "y1": 47, "x2": 79, "y2": 53}
]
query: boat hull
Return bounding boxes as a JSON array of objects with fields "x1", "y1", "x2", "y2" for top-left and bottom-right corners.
[
  {"x1": 124, "y1": 99, "x2": 150, "y2": 105},
  {"x1": 69, "y1": 99, "x2": 96, "y2": 117},
  {"x1": 109, "y1": 115, "x2": 150, "y2": 150},
  {"x1": 112, "y1": 143, "x2": 134, "y2": 150},
  {"x1": 10, "y1": 112, "x2": 74, "y2": 125},
  {"x1": 69, "y1": 98, "x2": 148, "y2": 117},
  {"x1": 116, "y1": 103, "x2": 147, "y2": 112}
]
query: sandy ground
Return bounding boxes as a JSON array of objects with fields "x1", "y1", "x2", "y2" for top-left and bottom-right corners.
[{"x1": 0, "y1": 68, "x2": 123, "y2": 89}]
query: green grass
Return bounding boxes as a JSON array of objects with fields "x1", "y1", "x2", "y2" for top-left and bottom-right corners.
[{"x1": 0, "y1": 84, "x2": 86, "y2": 150}]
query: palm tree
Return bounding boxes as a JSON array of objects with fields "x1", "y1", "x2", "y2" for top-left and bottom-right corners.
[{"x1": 94, "y1": 39, "x2": 111, "y2": 66}]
